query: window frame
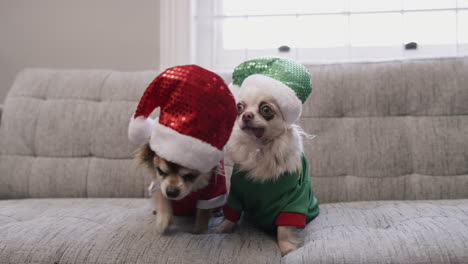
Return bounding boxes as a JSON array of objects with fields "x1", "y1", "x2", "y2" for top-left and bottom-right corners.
[
  {"x1": 165, "y1": 0, "x2": 468, "y2": 70},
  {"x1": 159, "y1": 0, "x2": 195, "y2": 69}
]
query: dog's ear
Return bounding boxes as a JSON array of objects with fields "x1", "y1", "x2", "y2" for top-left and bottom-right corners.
[{"x1": 135, "y1": 141, "x2": 156, "y2": 168}]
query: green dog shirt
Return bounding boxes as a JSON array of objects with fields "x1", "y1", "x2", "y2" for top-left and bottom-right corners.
[{"x1": 223, "y1": 154, "x2": 319, "y2": 232}]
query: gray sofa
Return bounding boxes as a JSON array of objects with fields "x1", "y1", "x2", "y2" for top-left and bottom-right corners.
[{"x1": 1, "y1": 57, "x2": 467, "y2": 264}]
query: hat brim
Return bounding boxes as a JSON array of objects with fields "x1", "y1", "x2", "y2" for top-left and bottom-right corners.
[
  {"x1": 150, "y1": 123, "x2": 223, "y2": 173},
  {"x1": 239, "y1": 74, "x2": 302, "y2": 124}
]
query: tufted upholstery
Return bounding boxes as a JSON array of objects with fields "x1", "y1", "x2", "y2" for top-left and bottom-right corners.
[
  {"x1": 1, "y1": 59, "x2": 468, "y2": 202},
  {"x1": 285, "y1": 200, "x2": 468, "y2": 263},
  {"x1": 1, "y1": 57, "x2": 468, "y2": 263},
  {"x1": 0, "y1": 199, "x2": 466, "y2": 264},
  {"x1": 303, "y1": 57, "x2": 468, "y2": 203},
  {"x1": 0, "y1": 69, "x2": 157, "y2": 198}
]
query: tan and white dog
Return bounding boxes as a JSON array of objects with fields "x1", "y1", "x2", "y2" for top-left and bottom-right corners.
[
  {"x1": 213, "y1": 58, "x2": 319, "y2": 256},
  {"x1": 127, "y1": 65, "x2": 237, "y2": 235},
  {"x1": 136, "y1": 142, "x2": 225, "y2": 234}
]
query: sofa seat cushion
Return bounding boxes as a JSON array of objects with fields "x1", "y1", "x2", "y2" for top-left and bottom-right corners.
[
  {"x1": 0, "y1": 198, "x2": 281, "y2": 264},
  {"x1": 1, "y1": 199, "x2": 467, "y2": 264},
  {"x1": 284, "y1": 200, "x2": 468, "y2": 264}
]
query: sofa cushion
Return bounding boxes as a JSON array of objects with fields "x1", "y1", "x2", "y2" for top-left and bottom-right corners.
[
  {"x1": 2, "y1": 58, "x2": 468, "y2": 202},
  {"x1": 1, "y1": 199, "x2": 467, "y2": 264},
  {"x1": 303, "y1": 57, "x2": 468, "y2": 203},
  {"x1": 284, "y1": 200, "x2": 468, "y2": 264},
  {"x1": 0, "y1": 69, "x2": 157, "y2": 199},
  {"x1": 0, "y1": 198, "x2": 281, "y2": 264}
]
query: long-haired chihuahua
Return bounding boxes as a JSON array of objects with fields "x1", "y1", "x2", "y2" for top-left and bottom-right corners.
[
  {"x1": 214, "y1": 61, "x2": 319, "y2": 256},
  {"x1": 137, "y1": 142, "x2": 227, "y2": 234}
]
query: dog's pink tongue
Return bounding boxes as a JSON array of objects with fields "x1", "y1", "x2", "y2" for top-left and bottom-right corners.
[{"x1": 253, "y1": 128, "x2": 264, "y2": 138}]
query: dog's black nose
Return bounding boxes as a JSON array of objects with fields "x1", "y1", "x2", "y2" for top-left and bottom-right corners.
[
  {"x1": 165, "y1": 187, "x2": 180, "y2": 198},
  {"x1": 242, "y1": 111, "x2": 254, "y2": 122}
]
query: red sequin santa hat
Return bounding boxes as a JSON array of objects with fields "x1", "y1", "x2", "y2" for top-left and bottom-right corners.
[{"x1": 128, "y1": 65, "x2": 237, "y2": 173}]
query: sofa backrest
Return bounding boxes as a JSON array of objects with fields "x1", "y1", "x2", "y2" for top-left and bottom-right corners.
[
  {"x1": 1, "y1": 57, "x2": 467, "y2": 203},
  {"x1": 304, "y1": 57, "x2": 468, "y2": 202},
  {"x1": 0, "y1": 69, "x2": 157, "y2": 198}
]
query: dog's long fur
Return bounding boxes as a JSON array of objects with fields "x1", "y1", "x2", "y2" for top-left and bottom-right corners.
[
  {"x1": 216, "y1": 87, "x2": 307, "y2": 255},
  {"x1": 136, "y1": 142, "x2": 216, "y2": 234},
  {"x1": 227, "y1": 124, "x2": 304, "y2": 182}
]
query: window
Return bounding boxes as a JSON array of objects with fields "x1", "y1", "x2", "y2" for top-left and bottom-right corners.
[{"x1": 195, "y1": 0, "x2": 468, "y2": 70}]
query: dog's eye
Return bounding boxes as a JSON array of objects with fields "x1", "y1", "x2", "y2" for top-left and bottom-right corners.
[
  {"x1": 260, "y1": 105, "x2": 274, "y2": 117},
  {"x1": 182, "y1": 173, "x2": 197, "y2": 182},
  {"x1": 156, "y1": 167, "x2": 168, "y2": 176},
  {"x1": 237, "y1": 103, "x2": 244, "y2": 114}
]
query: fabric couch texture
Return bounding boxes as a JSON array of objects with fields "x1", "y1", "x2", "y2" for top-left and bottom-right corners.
[
  {"x1": 1, "y1": 56, "x2": 467, "y2": 263},
  {"x1": 1, "y1": 199, "x2": 467, "y2": 264}
]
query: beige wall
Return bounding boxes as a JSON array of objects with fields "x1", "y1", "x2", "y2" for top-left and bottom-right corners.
[{"x1": 0, "y1": 0, "x2": 160, "y2": 103}]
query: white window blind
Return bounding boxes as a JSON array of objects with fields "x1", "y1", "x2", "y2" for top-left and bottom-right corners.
[{"x1": 195, "y1": 0, "x2": 468, "y2": 70}]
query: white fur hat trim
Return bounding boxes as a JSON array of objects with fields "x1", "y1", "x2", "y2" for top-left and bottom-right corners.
[
  {"x1": 128, "y1": 116, "x2": 156, "y2": 145},
  {"x1": 228, "y1": 83, "x2": 240, "y2": 101},
  {"x1": 150, "y1": 123, "x2": 223, "y2": 173},
  {"x1": 239, "y1": 74, "x2": 302, "y2": 124}
]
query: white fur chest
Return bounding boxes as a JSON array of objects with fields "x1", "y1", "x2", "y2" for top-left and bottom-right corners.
[{"x1": 227, "y1": 125, "x2": 304, "y2": 182}]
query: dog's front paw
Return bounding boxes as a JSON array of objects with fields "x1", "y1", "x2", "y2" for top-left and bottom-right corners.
[
  {"x1": 210, "y1": 219, "x2": 235, "y2": 234},
  {"x1": 278, "y1": 240, "x2": 298, "y2": 256},
  {"x1": 277, "y1": 226, "x2": 303, "y2": 256},
  {"x1": 156, "y1": 213, "x2": 171, "y2": 233},
  {"x1": 210, "y1": 226, "x2": 225, "y2": 234}
]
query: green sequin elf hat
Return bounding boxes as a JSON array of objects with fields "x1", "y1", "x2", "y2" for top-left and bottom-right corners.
[{"x1": 231, "y1": 57, "x2": 312, "y2": 124}]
